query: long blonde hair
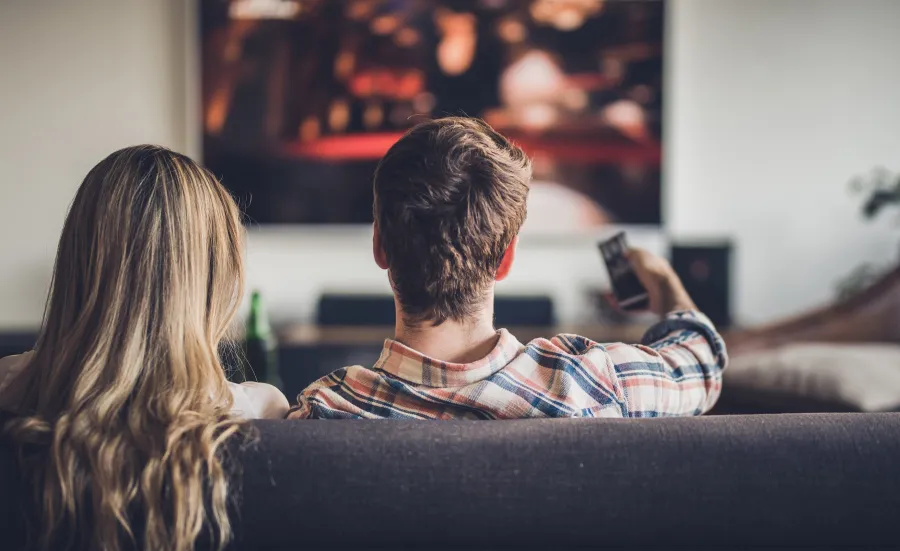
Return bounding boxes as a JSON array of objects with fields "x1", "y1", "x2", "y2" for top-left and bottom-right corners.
[{"x1": 4, "y1": 145, "x2": 246, "y2": 551}]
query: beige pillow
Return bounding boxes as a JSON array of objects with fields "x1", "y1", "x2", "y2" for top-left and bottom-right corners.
[{"x1": 725, "y1": 343, "x2": 900, "y2": 412}]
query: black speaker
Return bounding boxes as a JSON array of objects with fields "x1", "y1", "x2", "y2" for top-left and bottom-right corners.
[
  {"x1": 494, "y1": 295, "x2": 555, "y2": 327},
  {"x1": 316, "y1": 294, "x2": 555, "y2": 327},
  {"x1": 317, "y1": 294, "x2": 396, "y2": 326},
  {"x1": 670, "y1": 242, "x2": 732, "y2": 328}
]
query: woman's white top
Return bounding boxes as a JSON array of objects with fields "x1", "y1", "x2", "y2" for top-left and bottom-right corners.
[{"x1": 0, "y1": 351, "x2": 289, "y2": 419}]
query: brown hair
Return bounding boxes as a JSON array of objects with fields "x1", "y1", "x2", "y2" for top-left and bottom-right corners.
[
  {"x1": 373, "y1": 117, "x2": 531, "y2": 325},
  {"x1": 4, "y1": 145, "x2": 246, "y2": 551}
]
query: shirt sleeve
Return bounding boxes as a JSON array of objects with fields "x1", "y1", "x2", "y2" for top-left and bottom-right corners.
[
  {"x1": 286, "y1": 394, "x2": 312, "y2": 419},
  {"x1": 286, "y1": 374, "x2": 333, "y2": 419},
  {"x1": 562, "y1": 310, "x2": 728, "y2": 417}
]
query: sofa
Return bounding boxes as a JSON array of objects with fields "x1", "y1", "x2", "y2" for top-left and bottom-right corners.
[{"x1": 2, "y1": 413, "x2": 900, "y2": 549}]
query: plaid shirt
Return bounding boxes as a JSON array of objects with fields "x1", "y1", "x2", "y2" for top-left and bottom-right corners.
[{"x1": 288, "y1": 310, "x2": 727, "y2": 419}]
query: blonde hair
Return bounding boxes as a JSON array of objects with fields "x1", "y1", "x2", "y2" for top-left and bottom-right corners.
[{"x1": 4, "y1": 145, "x2": 246, "y2": 551}]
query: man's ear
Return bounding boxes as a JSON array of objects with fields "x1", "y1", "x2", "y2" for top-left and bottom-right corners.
[
  {"x1": 496, "y1": 235, "x2": 518, "y2": 282},
  {"x1": 373, "y1": 224, "x2": 389, "y2": 270}
]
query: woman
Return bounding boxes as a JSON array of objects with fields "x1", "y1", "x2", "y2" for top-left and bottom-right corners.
[{"x1": 1, "y1": 145, "x2": 288, "y2": 551}]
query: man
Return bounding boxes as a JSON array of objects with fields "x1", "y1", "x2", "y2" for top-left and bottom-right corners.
[{"x1": 289, "y1": 117, "x2": 727, "y2": 419}]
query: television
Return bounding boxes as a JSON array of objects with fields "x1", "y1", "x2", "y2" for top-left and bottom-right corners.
[{"x1": 200, "y1": 0, "x2": 664, "y2": 229}]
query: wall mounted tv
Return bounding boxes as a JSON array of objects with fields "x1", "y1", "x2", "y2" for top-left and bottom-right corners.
[{"x1": 201, "y1": 0, "x2": 664, "y2": 229}]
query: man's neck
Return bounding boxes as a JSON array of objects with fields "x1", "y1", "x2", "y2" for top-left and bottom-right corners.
[{"x1": 394, "y1": 301, "x2": 499, "y2": 364}]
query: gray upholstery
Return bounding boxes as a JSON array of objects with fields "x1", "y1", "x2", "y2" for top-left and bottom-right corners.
[{"x1": 3, "y1": 414, "x2": 900, "y2": 549}]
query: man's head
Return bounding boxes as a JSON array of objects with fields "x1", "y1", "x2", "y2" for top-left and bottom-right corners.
[{"x1": 373, "y1": 117, "x2": 532, "y2": 325}]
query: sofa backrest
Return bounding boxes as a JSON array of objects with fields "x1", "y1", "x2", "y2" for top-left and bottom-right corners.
[{"x1": 3, "y1": 414, "x2": 900, "y2": 549}]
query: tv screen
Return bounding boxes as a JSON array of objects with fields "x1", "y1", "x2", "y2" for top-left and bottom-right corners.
[{"x1": 200, "y1": 0, "x2": 664, "y2": 229}]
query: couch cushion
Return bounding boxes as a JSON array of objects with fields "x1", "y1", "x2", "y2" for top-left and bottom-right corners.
[{"x1": 725, "y1": 343, "x2": 900, "y2": 412}]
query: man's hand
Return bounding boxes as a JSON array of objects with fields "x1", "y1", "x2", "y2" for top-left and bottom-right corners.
[{"x1": 626, "y1": 249, "x2": 697, "y2": 316}]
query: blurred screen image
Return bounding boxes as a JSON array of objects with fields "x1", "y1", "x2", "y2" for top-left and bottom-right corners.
[{"x1": 201, "y1": 0, "x2": 664, "y2": 227}]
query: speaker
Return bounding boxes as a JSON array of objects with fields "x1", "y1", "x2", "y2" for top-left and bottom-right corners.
[
  {"x1": 494, "y1": 295, "x2": 555, "y2": 327},
  {"x1": 316, "y1": 294, "x2": 555, "y2": 327},
  {"x1": 317, "y1": 294, "x2": 395, "y2": 326},
  {"x1": 670, "y1": 242, "x2": 732, "y2": 328}
]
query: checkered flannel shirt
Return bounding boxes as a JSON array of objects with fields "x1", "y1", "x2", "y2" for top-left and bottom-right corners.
[{"x1": 287, "y1": 310, "x2": 728, "y2": 419}]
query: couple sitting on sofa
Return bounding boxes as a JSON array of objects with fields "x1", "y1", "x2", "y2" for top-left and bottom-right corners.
[
  {"x1": 0, "y1": 116, "x2": 727, "y2": 551},
  {"x1": 0, "y1": 116, "x2": 728, "y2": 422}
]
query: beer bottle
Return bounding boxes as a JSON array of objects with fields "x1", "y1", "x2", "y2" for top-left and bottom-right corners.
[{"x1": 244, "y1": 290, "x2": 282, "y2": 389}]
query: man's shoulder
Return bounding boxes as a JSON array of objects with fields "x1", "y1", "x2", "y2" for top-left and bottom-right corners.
[
  {"x1": 299, "y1": 364, "x2": 385, "y2": 395},
  {"x1": 499, "y1": 333, "x2": 619, "y2": 376},
  {"x1": 511, "y1": 332, "x2": 655, "y2": 372},
  {"x1": 518, "y1": 333, "x2": 608, "y2": 357},
  {"x1": 290, "y1": 364, "x2": 394, "y2": 420}
]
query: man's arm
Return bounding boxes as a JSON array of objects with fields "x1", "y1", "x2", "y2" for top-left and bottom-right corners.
[
  {"x1": 626, "y1": 248, "x2": 697, "y2": 315},
  {"x1": 581, "y1": 249, "x2": 727, "y2": 416}
]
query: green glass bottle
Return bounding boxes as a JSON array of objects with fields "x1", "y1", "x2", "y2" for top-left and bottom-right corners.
[{"x1": 244, "y1": 290, "x2": 282, "y2": 389}]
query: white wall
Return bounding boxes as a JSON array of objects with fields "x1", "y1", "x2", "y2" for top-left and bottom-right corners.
[
  {"x1": 0, "y1": 0, "x2": 189, "y2": 330},
  {"x1": 667, "y1": 0, "x2": 900, "y2": 324},
  {"x1": 1, "y1": 0, "x2": 898, "y2": 330}
]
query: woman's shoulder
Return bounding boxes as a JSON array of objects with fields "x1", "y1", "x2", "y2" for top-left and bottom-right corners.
[
  {"x1": 0, "y1": 351, "x2": 33, "y2": 385},
  {"x1": 0, "y1": 351, "x2": 34, "y2": 410},
  {"x1": 227, "y1": 381, "x2": 289, "y2": 420}
]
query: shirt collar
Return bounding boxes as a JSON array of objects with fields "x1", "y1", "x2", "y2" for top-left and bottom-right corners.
[{"x1": 374, "y1": 329, "x2": 524, "y2": 387}]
